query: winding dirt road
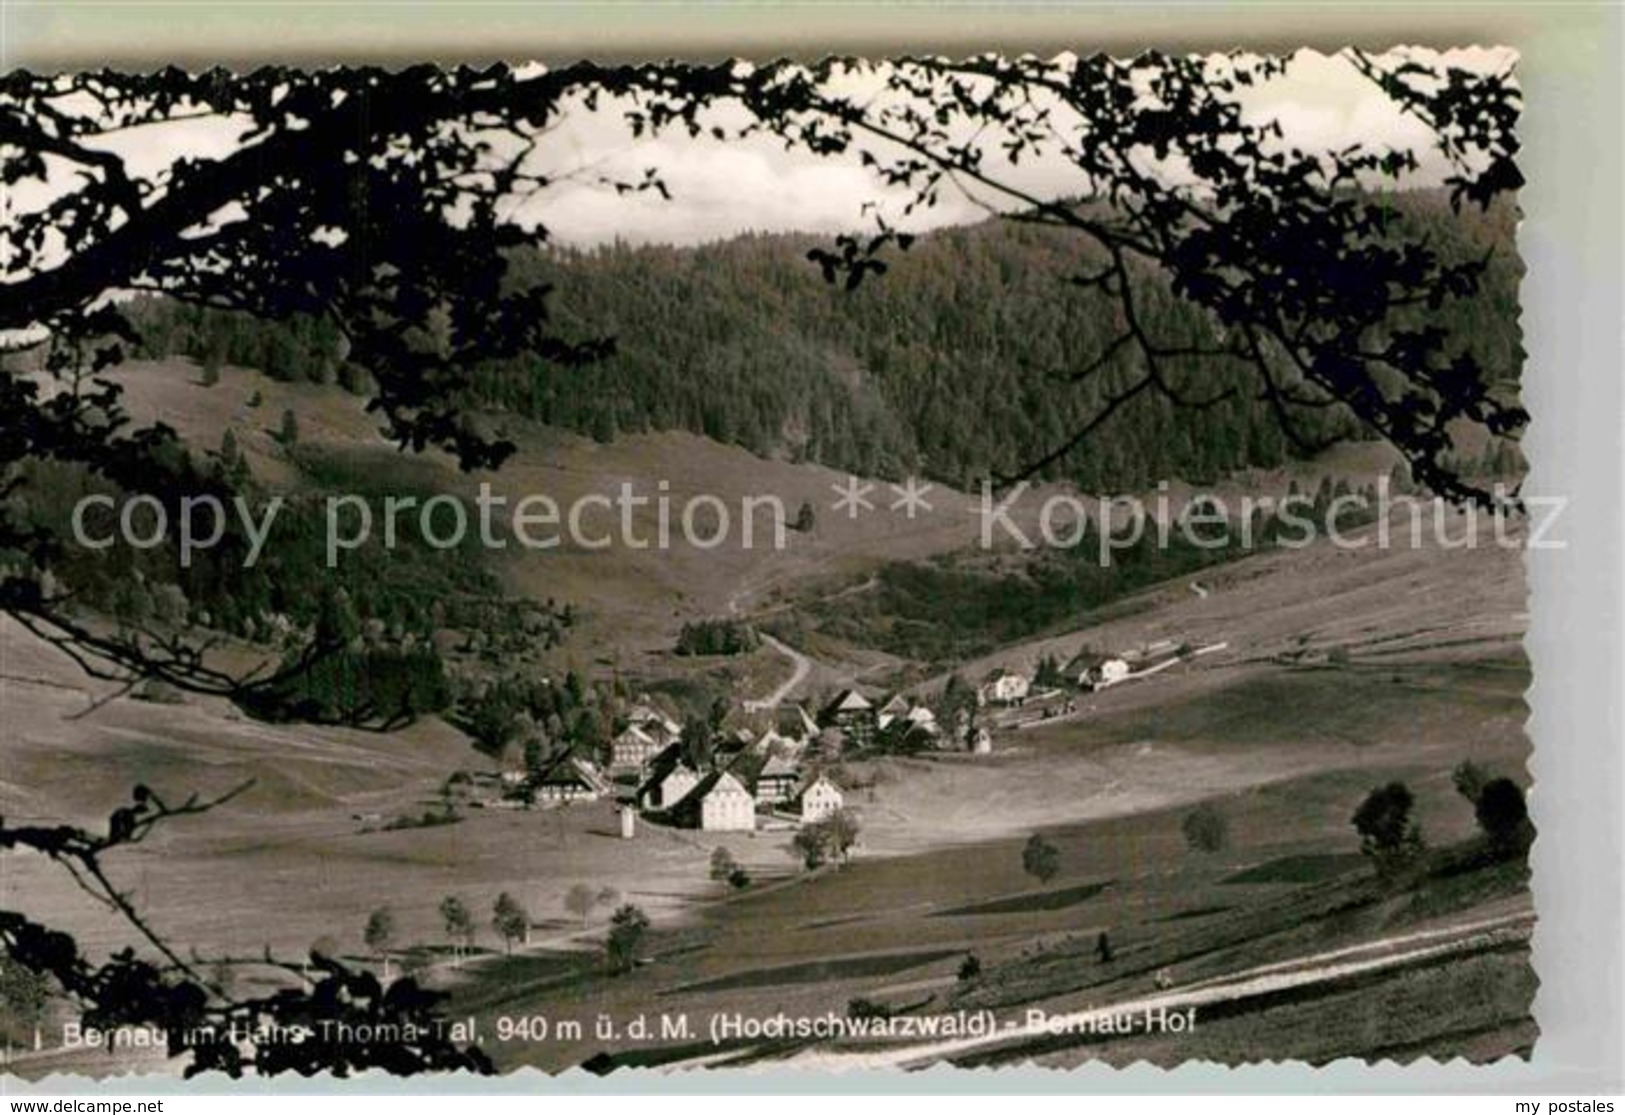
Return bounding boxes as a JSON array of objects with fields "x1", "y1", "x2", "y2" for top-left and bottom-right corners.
[{"x1": 744, "y1": 633, "x2": 812, "y2": 711}]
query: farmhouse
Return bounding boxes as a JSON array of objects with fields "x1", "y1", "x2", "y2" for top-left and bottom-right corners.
[
  {"x1": 671, "y1": 771, "x2": 756, "y2": 832},
  {"x1": 876, "y1": 693, "x2": 912, "y2": 727},
  {"x1": 1065, "y1": 651, "x2": 1131, "y2": 691},
  {"x1": 795, "y1": 774, "x2": 844, "y2": 823},
  {"x1": 979, "y1": 668, "x2": 1031, "y2": 706},
  {"x1": 640, "y1": 761, "x2": 700, "y2": 811},
  {"x1": 626, "y1": 701, "x2": 681, "y2": 745},
  {"x1": 752, "y1": 753, "x2": 801, "y2": 805},
  {"x1": 533, "y1": 757, "x2": 611, "y2": 804},
  {"x1": 819, "y1": 689, "x2": 878, "y2": 749},
  {"x1": 610, "y1": 724, "x2": 662, "y2": 773}
]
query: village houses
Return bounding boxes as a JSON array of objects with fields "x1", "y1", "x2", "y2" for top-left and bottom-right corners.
[{"x1": 979, "y1": 668, "x2": 1031, "y2": 707}]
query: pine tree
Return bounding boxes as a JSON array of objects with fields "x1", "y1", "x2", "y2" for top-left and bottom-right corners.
[{"x1": 278, "y1": 407, "x2": 300, "y2": 447}]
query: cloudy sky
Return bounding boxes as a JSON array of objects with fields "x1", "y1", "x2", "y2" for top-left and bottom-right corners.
[
  {"x1": 16, "y1": 46, "x2": 1516, "y2": 262},
  {"x1": 523, "y1": 47, "x2": 1516, "y2": 246}
]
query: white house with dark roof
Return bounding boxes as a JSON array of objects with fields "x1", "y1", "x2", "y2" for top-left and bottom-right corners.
[
  {"x1": 1064, "y1": 651, "x2": 1131, "y2": 691},
  {"x1": 979, "y1": 668, "x2": 1031, "y2": 706},
  {"x1": 646, "y1": 763, "x2": 699, "y2": 810},
  {"x1": 534, "y1": 757, "x2": 611, "y2": 804},
  {"x1": 695, "y1": 772, "x2": 755, "y2": 832},
  {"x1": 796, "y1": 774, "x2": 845, "y2": 823}
]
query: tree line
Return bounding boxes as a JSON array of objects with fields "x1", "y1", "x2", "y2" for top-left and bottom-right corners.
[{"x1": 124, "y1": 192, "x2": 1520, "y2": 496}]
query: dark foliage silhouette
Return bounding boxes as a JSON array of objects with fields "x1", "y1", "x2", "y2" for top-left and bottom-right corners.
[{"x1": 0, "y1": 52, "x2": 1522, "y2": 1075}]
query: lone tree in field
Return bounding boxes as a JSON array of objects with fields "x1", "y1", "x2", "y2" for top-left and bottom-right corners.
[
  {"x1": 604, "y1": 905, "x2": 650, "y2": 976},
  {"x1": 437, "y1": 896, "x2": 476, "y2": 966},
  {"x1": 1351, "y1": 782, "x2": 1426, "y2": 877},
  {"x1": 1474, "y1": 777, "x2": 1534, "y2": 859},
  {"x1": 1182, "y1": 802, "x2": 1231, "y2": 854},
  {"x1": 277, "y1": 407, "x2": 300, "y2": 448},
  {"x1": 363, "y1": 907, "x2": 397, "y2": 980},
  {"x1": 792, "y1": 810, "x2": 862, "y2": 871},
  {"x1": 709, "y1": 846, "x2": 739, "y2": 882},
  {"x1": 1022, "y1": 834, "x2": 1061, "y2": 886},
  {"x1": 0, "y1": 53, "x2": 1521, "y2": 1075},
  {"x1": 564, "y1": 882, "x2": 598, "y2": 926},
  {"x1": 823, "y1": 809, "x2": 861, "y2": 865},
  {"x1": 792, "y1": 825, "x2": 830, "y2": 871},
  {"x1": 491, "y1": 893, "x2": 530, "y2": 954}
]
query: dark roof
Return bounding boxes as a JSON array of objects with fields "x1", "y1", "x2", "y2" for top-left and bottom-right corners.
[
  {"x1": 775, "y1": 703, "x2": 817, "y2": 737},
  {"x1": 633, "y1": 742, "x2": 688, "y2": 799},
  {"x1": 819, "y1": 689, "x2": 874, "y2": 721},
  {"x1": 878, "y1": 693, "x2": 911, "y2": 716},
  {"x1": 1063, "y1": 649, "x2": 1112, "y2": 674},
  {"x1": 666, "y1": 770, "x2": 750, "y2": 826},
  {"x1": 535, "y1": 756, "x2": 607, "y2": 793},
  {"x1": 793, "y1": 773, "x2": 843, "y2": 804}
]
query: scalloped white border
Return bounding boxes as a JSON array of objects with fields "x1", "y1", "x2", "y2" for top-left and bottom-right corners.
[{"x1": 1, "y1": 11, "x2": 1620, "y2": 1096}]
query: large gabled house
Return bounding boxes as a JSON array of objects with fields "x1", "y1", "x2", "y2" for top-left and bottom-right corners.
[
  {"x1": 876, "y1": 693, "x2": 912, "y2": 727},
  {"x1": 670, "y1": 771, "x2": 756, "y2": 832},
  {"x1": 1064, "y1": 650, "x2": 1131, "y2": 691},
  {"x1": 609, "y1": 724, "x2": 662, "y2": 773},
  {"x1": 636, "y1": 744, "x2": 701, "y2": 811},
  {"x1": 533, "y1": 756, "x2": 612, "y2": 804},
  {"x1": 625, "y1": 701, "x2": 682, "y2": 744},
  {"x1": 794, "y1": 774, "x2": 845, "y2": 824},
  {"x1": 819, "y1": 688, "x2": 877, "y2": 749},
  {"x1": 979, "y1": 668, "x2": 1031, "y2": 707},
  {"x1": 752, "y1": 753, "x2": 802, "y2": 805}
]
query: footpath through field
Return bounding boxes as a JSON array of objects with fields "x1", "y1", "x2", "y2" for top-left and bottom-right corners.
[{"x1": 780, "y1": 905, "x2": 1535, "y2": 1070}]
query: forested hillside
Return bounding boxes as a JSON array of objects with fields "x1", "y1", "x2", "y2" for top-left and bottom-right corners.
[{"x1": 129, "y1": 192, "x2": 1520, "y2": 493}]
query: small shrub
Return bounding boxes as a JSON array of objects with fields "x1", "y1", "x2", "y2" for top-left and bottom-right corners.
[
  {"x1": 957, "y1": 954, "x2": 982, "y2": 982},
  {"x1": 1021, "y1": 834, "x2": 1060, "y2": 885},
  {"x1": 604, "y1": 904, "x2": 649, "y2": 975},
  {"x1": 709, "y1": 846, "x2": 738, "y2": 882},
  {"x1": 1182, "y1": 802, "x2": 1230, "y2": 854}
]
